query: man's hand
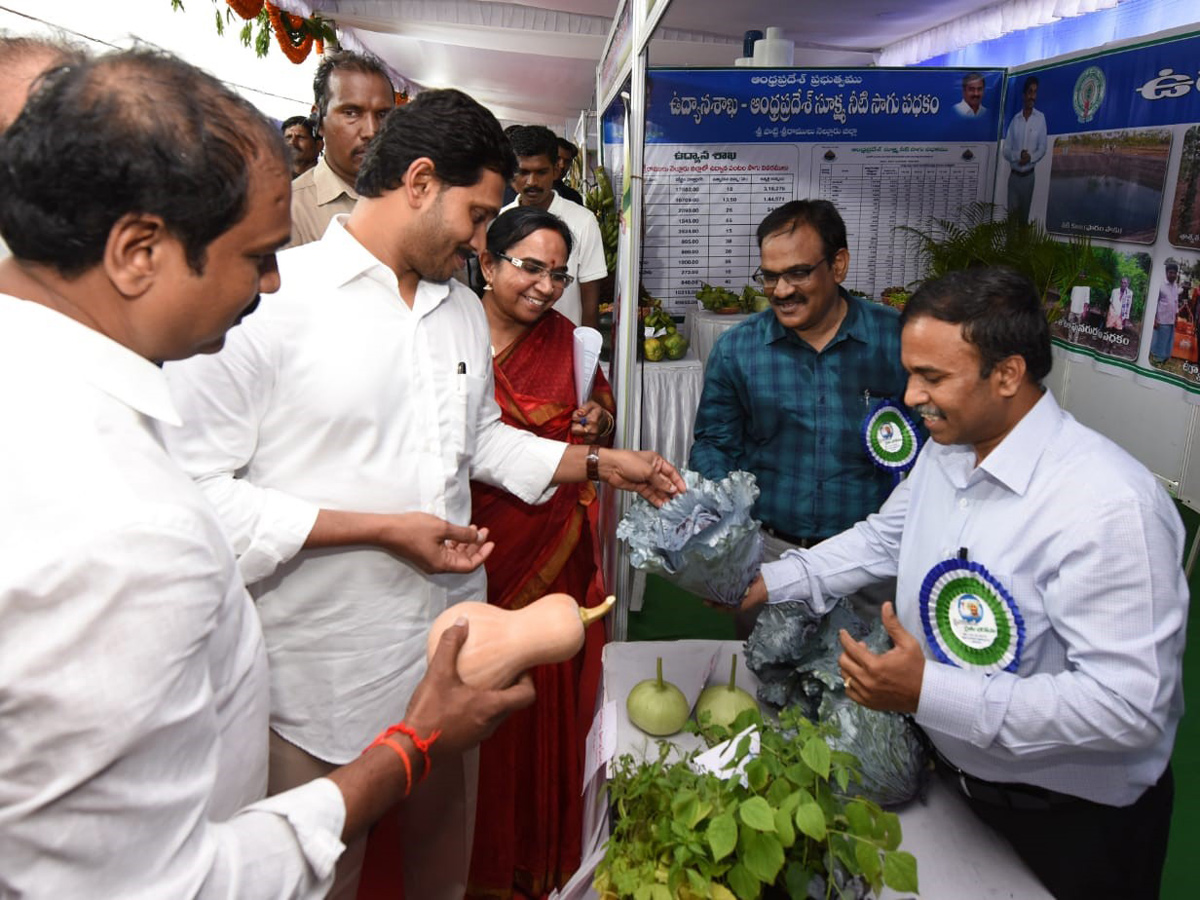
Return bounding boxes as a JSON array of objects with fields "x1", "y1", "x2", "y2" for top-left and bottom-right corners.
[
  {"x1": 739, "y1": 574, "x2": 768, "y2": 612},
  {"x1": 837, "y1": 602, "x2": 924, "y2": 714},
  {"x1": 403, "y1": 619, "x2": 536, "y2": 757},
  {"x1": 600, "y1": 449, "x2": 686, "y2": 506},
  {"x1": 377, "y1": 513, "x2": 493, "y2": 574}
]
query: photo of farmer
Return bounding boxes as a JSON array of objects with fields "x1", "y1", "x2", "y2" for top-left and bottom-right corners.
[
  {"x1": 1168, "y1": 124, "x2": 1200, "y2": 250},
  {"x1": 1050, "y1": 248, "x2": 1149, "y2": 364}
]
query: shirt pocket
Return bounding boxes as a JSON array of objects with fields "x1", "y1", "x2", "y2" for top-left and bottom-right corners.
[{"x1": 448, "y1": 372, "x2": 489, "y2": 464}]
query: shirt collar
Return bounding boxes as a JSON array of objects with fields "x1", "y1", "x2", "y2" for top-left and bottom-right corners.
[
  {"x1": 316, "y1": 215, "x2": 452, "y2": 312},
  {"x1": 314, "y1": 157, "x2": 359, "y2": 206},
  {"x1": 763, "y1": 286, "x2": 865, "y2": 349},
  {"x1": 0, "y1": 294, "x2": 181, "y2": 426},
  {"x1": 975, "y1": 389, "x2": 1061, "y2": 494}
]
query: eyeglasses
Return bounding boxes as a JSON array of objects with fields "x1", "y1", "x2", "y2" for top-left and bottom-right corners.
[
  {"x1": 496, "y1": 253, "x2": 574, "y2": 288},
  {"x1": 751, "y1": 257, "x2": 832, "y2": 291}
]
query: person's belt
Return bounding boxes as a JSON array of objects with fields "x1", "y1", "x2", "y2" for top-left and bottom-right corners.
[
  {"x1": 1010, "y1": 168, "x2": 1034, "y2": 177},
  {"x1": 761, "y1": 525, "x2": 817, "y2": 548},
  {"x1": 933, "y1": 747, "x2": 1080, "y2": 810}
]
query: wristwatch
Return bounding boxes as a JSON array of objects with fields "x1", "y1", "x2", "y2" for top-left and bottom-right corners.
[{"x1": 587, "y1": 446, "x2": 601, "y2": 482}]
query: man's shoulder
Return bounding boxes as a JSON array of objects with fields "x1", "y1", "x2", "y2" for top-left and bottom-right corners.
[
  {"x1": 290, "y1": 166, "x2": 319, "y2": 197},
  {"x1": 550, "y1": 194, "x2": 600, "y2": 230}
]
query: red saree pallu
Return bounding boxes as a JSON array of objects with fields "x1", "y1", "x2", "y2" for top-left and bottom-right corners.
[{"x1": 466, "y1": 312, "x2": 613, "y2": 899}]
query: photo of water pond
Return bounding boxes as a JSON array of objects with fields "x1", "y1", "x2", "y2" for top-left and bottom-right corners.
[
  {"x1": 1046, "y1": 128, "x2": 1172, "y2": 244},
  {"x1": 1169, "y1": 125, "x2": 1200, "y2": 251}
]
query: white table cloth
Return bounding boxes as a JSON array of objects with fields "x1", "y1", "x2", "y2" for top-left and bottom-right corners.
[
  {"x1": 639, "y1": 347, "x2": 704, "y2": 468},
  {"x1": 685, "y1": 308, "x2": 752, "y2": 366}
]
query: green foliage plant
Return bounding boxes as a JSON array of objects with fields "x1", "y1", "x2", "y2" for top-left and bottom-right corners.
[
  {"x1": 897, "y1": 202, "x2": 1109, "y2": 323},
  {"x1": 594, "y1": 707, "x2": 918, "y2": 900}
]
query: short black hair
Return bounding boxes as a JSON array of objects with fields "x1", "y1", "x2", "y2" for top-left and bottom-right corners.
[
  {"x1": 901, "y1": 267, "x2": 1052, "y2": 383},
  {"x1": 356, "y1": 88, "x2": 515, "y2": 196},
  {"x1": 281, "y1": 114, "x2": 316, "y2": 139},
  {"x1": 755, "y1": 199, "x2": 848, "y2": 258},
  {"x1": 312, "y1": 50, "x2": 392, "y2": 124},
  {"x1": 0, "y1": 49, "x2": 286, "y2": 276},
  {"x1": 486, "y1": 206, "x2": 574, "y2": 258},
  {"x1": 556, "y1": 137, "x2": 578, "y2": 159},
  {"x1": 962, "y1": 72, "x2": 985, "y2": 89},
  {"x1": 508, "y1": 125, "x2": 559, "y2": 164},
  {"x1": 1021, "y1": 75, "x2": 1039, "y2": 94}
]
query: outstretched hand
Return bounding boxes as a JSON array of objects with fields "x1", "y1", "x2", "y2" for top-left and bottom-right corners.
[
  {"x1": 403, "y1": 619, "x2": 536, "y2": 758},
  {"x1": 378, "y1": 513, "x2": 494, "y2": 574},
  {"x1": 602, "y1": 449, "x2": 687, "y2": 506},
  {"x1": 837, "y1": 602, "x2": 924, "y2": 714}
]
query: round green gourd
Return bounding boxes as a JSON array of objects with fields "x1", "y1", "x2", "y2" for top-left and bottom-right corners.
[
  {"x1": 694, "y1": 654, "x2": 758, "y2": 729},
  {"x1": 626, "y1": 657, "x2": 690, "y2": 736}
]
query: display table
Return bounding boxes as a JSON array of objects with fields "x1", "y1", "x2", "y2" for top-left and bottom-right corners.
[
  {"x1": 639, "y1": 347, "x2": 704, "y2": 467},
  {"x1": 685, "y1": 308, "x2": 752, "y2": 366},
  {"x1": 554, "y1": 640, "x2": 1051, "y2": 900}
]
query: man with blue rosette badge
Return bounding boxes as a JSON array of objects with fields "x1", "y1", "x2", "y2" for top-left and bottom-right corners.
[{"x1": 741, "y1": 268, "x2": 1186, "y2": 900}]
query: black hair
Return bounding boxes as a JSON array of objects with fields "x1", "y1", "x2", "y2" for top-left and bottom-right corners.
[
  {"x1": 962, "y1": 72, "x2": 985, "y2": 89},
  {"x1": 356, "y1": 88, "x2": 515, "y2": 196},
  {"x1": 0, "y1": 48, "x2": 286, "y2": 276},
  {"x1": 755, "y1": 199, "x2": 848, "y2": 258},
  {"x1": 311, "y1": 49, "x2": 392, "y2": 124},
  {"x1": 486, "y1": 206, "x2": 574, "y2": 258},
  {"x1": 508, "y1": 125, "x2": 559, "y2": 164},
  {"x1": 555, "y1": 137, "x2": 578, "y2": 159},
  {"x1": 901, "y1": 267, "x2": 1052, "y2": 383},
  {"x1": 281, "y1": 114, "x2": 317, "y2": 139},
  {"x1": 1021, "y1": 75, "x2": 1039, "y2": 94}
]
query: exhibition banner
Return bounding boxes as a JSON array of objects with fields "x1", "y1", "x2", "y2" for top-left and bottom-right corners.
[
  {"x1": 1009, "y1": 30, "x2": 1200, "y2": 389},
  {"x1": 641, "y1": 67, "x2": 1005, "y2": 313}
]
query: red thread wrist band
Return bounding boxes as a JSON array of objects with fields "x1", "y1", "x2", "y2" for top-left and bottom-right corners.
[
  {"x1": 374, "y1": 736, "x2": 413, "y2": 797},
  {"x1": 365, "y1": 721, "x2": 441, "y2": 784}
]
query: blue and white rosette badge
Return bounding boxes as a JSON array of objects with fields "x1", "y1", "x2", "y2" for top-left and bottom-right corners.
[
  {"x1": 919, "y1": 558, "x2": 1025, "y2": 674},
  {"x1": 861, "y1": 400, "x2": 920, "y2": 482}
]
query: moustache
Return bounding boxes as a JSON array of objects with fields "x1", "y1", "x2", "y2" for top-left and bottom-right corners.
[{"x1": 914, "y1": 403, "x2": 945, "y2": 420}]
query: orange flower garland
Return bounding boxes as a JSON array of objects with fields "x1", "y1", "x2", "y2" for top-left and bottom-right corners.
[
  {"x1": 266, "y1": 2, "x2": 315, "y2": 64},
  {"x1": 225, "y1": 0, "x2": 264, "y2": 19}
]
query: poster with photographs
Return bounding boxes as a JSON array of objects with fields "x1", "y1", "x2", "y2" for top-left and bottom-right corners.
[
  {"x1": 1050, "y1": 248, "x2": 1151, "y2": 363},
  {"x1": 1168, "y1": 124, "x2": 1200, "y2": 250},
  {"x1": 1045, "y1": 128, "x2": 1171, "y2": 244},
  {"x1": 1145, "y1": 253, "x2": 1200, "y2": 384}
]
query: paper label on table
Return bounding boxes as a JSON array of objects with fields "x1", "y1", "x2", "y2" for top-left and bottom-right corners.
[
  {"x1": 583, "y1": 699, "x2": 617, "y2": 791},
  {"x1": 691, "y1": 725, "x2": 760, "y2": 787},
  {"x1": 573, "y1": 326, "x2": 603, "y2": 407}
]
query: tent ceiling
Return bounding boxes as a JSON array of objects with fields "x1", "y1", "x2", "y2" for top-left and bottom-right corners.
[{"x1": 282, "y1": 1, "x2": 1037, "y2": 126}]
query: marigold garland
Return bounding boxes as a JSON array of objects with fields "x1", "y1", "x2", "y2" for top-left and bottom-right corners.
[
  {"x1": 225, "y1": 0, "x2": 264, "y2": 20},
  {"x1": 266, "y1": 2, "x2": 314, "y2": 64}
]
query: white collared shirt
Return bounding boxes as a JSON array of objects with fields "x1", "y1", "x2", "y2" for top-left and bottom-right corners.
[
  {"x1": 761, "y1": 391, "x2": 1187, "y2": 805},
  {"x1": 1002, "y1": 107, "x2": 1047, "y2": 174},
  {"x1": 0, "y1": 296, "x2": 345, "y2": 898},
  {"x1": 161, "y1": 216, "x2": 565, "y2": 763}
]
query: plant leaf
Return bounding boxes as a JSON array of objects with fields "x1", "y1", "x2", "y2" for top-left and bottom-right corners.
[
  {"x1": 875, "y1": 810, "x2": 902, "y2": 851},
  {"x1": 854, "y1": 837, "x2": 882, "y2": 883},
  {"x1": 726, "y1": 862, "x2": 761, "y2": 900},
  {"x1": 742, "y1": 830, "x2": 785, "y2": 884},
  {"x1": 883, "y1": 850, "x2": 919, "y2": 892},
  {"x1": 711, "y1": 884, "x2": 738, "y2": 900},
  {"x1": 707, "y1": 813, "x2": 738, "y2": 862},
  {"x1": 800, "y1": 736, "x2": 831, "y2": 781},
  {"x1": 784, "y1": 861, "x2": 811, "y2": 899},
  {"x1": 738, "y1": 796, "x2": 776, "y2": 832},
  {"x1": 773, "y1": 807, "x2": 796, "y2": 848},
  {"x1": 843, "y1": 800, "x2": 872, "y2": 837},
  {"x1": 793, "y1": 800, "x2": 827, "y2": 842},
  {"x1": 745, "y1": 758, "x2": 769, "y2": 793}
]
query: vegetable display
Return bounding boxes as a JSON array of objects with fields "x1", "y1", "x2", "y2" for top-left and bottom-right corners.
[
  {"x1": 696, "y1": 283, "x2": 768, "y2": 314},
  {"x1": 694, "y1": 654, "x2": 759, "y2": 733},
  {"x1": 425, "y1": 592, "x2": 614, "y2": 689}
]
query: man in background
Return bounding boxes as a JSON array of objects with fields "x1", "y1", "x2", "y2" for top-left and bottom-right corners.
[
  {"x1": 282, "y1": 113, "x2": 321, "y2": 178},
  {"x1": 288, "y1": 50, "x2": 393, "y2": 247},
  {"x1": 954, "y1": 72, "x2": 988, "y2": 117},
  {"x1": 554, "y1": 136, "x2": 584, "y2": 204},
  {"x1": 1150, "y1": 258, "x2": 1181, "y2": 363},
  {"x1": 1002, "y1": 75, "x2": 1047, "y2": 224},
  {"x1": 691, "y1": 199, "x2": 909, "y2": 636},
  {"x1": 501, "y1": 125, "x2": 606, "y2": 328},
  {"x1": 1106, "y1": 276, "x2": 1132, "y2": 331}
]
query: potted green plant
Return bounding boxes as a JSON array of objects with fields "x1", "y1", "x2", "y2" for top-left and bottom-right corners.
[{"x1": 594, "y1": 708, "x2": 918, "y2": 900}]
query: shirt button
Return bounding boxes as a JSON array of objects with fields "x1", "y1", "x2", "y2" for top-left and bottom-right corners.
[{"x1": 958, "y1": 498, "x2": 969, "y2": 508}]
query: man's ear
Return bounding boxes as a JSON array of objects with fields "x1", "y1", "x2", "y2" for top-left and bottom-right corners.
[
  {"x1": 103, "y1": 212, "x2": 173, "y2": 299},
  {"x1": 992, "y1": 354, "x2": 1028, "y2": 398},
  {"x1": 403, "y1": 157, "x2": 438, "y2": 207},
  {"x1": 830, "y1": 246, "x2": 850, "y2": 285}
]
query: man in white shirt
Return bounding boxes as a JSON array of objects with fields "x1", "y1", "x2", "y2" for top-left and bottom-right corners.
[
  {"x1": 288, "y1": 50, "x2": 395, "y2": 248},
  {"x1": 0, "y1": 48, "x2": 533, "y2": 900},
  {"x1": 1002, "y1": 76, "x2": 1048, "y2": 224},
  {"x1": 501, "y1": 124, "x2": 607, "y2": 328},
  {"x1": 741, "y1": 267, "x2": 1184, "y2": 900},
  {"x1": 1107, "y1": 276, "x2": 1133, "y2": 331},
  {"x1": 952, "y1": 72, "x2": 988, "y2": 118},
  {"x1": 161, "y1": 88, "x2": 683, "y2": 900}
]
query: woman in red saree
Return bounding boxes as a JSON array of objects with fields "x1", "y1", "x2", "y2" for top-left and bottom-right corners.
[{"x1": 466, "y1": 207, "x2": 615, "y2": 899}]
